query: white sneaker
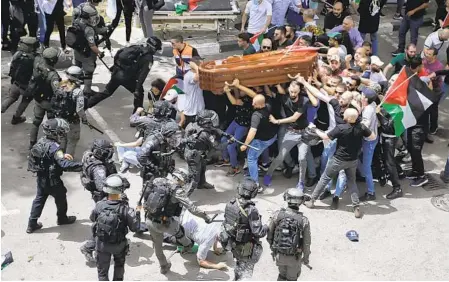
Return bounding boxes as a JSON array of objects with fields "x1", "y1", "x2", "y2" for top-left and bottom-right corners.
[
  {"x1": 125, "y1": 41, "x2": 131, "y2": 47},
  {"x1": 313, "y1": 15, "x2": 319, "y2": 20}
]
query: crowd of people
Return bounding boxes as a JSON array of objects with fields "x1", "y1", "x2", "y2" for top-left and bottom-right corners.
[{"x1": 2, "y1": 0, "x2": 449, "y2": 281}]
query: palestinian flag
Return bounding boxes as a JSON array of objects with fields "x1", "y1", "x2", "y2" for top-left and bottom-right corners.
[
  {"x1": 250, "y1": 33, "x2": 264, "y2": 52},
  {"x1": 442, "y1": 13, "x2": 449, "y2": 28},
  {"x1": 160, "y1": 77, "x2": 184, "y2": 100},
  {"x1": 382, "y1": 67, "x2": 438, "y2": 136}
]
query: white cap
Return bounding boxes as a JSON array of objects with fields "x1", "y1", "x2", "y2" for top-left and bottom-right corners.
[
  {"x1": 370, "y1": 56, "x2": 384, "y2": 67},
  {"x1": 164, "y1": 89, "x2": 179, "y2": 102}
]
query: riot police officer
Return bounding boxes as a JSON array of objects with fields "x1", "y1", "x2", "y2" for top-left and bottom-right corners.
[
  {"x1": 51, "y1": 66, "x2": 87, "y2": 156},
  {"x1": 220, "y1": 178, "x2": 268, "y2": 281},
  {"x1": 86, "y1": 36, "x2": 162, "y2": 112},
  {"x1": 27, "y1": 118, "x2": 82, "y2": 234},
  {"x1": 2, "y1": 36, "x2": 39, "y2": 124},
  {"x1": 142, "y1": 177, "x2": 214, "y2": 274},
  {"x1": 71, "y1": 4, "x2": 111, "y2": 96},
  {"x1": 136, "y1": 121, "x2": 181, "y2": 184},
  {"x1": 26, "y1": 47, "x2": 62, "y2": 150},
  {"x1": 80, "y1": 139, "x2": 117, "y2": 262},
  {"x1": 267, "y1": 188, "x2": 312, "y2": 281},
  {"x1": 90, "y1": 174, "x2": 139, "y2": 281},
  {"x1": 183, "y1": 109, "x2": 231, "y2": 195},
  {"x1": 130, "y1": 101, "x2": 173, "y2": 131}
]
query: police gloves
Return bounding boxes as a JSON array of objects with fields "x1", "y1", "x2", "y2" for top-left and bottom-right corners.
[
  {"x1": 98, "y1": 51, "x2": 105, "y2": 59},
  {"x1": 204, "y1": 213, "x2": 218, "y2": 224}
]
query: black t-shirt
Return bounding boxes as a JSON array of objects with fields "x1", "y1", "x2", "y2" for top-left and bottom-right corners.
[
  {"x1": 276, "y1": 39, "x2": 294, "y2": 50},
  {"x1": 329, "y1": 98, "x2": 346, "y2": 125},
  {"x1": 358, "y1": 0, "x2": 380, "y2": 34},
  {"x1": 328, "y1": 122, "x2": 372, "y2": 161},
  {"x1": 234, "y1": 95, "x2": 253, "y2": 127},
  {"x1": 280, "y1": 94, "x2": 310, "y2": 130},
  {"x1": 251, "y1": 105, "x2": 278, "y2": 141},
  {"x1": 324, "y1": 11, "x2": 348, "y2": 30},
  {"x1": 405, "y1": 0, "x2": 430, "y2": 19}
]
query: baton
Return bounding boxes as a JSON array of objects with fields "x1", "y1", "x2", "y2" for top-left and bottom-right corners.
[
  {"x1": 97, "y1": 55, "x2": 112, "y2": 73},
  {"x1": 227, "y1": 136, "x2": 259, "y2": 151},
  {"x1": 84, "y1": 121, "x2": 104, "y2": 134},
  {"x1": 305, "y1": 264, "x2": 313, "y2": 270}
]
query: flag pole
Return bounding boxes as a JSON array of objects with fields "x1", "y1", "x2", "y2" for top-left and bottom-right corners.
[
  {"x1": 379, "y1": 70, "x2": 417, "y2": 107},
  {"x1": 277, "y1": 36, "x2": 301, "y2": 62}
]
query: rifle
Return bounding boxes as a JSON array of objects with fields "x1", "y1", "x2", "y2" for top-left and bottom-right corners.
[{"x1": 83, "y1": 120, "x2": 104, "y2": 134}]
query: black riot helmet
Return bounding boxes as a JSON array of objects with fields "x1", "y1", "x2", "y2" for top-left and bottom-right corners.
[
  {"x1": 161, "y1": 121, "x2": 182, "y2": 148},
  {"x1": 283, "y1": 188, "x2": 305, "y2": 207},
  {"x1": 237, "y1": 177, "x2": 259, "y2": 199},
  {"x1": 42, "y1": 47, "x2": 61, "y2": 66},
  {"x1": 80, "y1": 4, "x2": 100, "y2": 26},
  {"x1": 42, "y1": 118, "x2": 70, "y2": 140},
  {"x1": 196, "y1": 109, "x2": 219, "y2": 127},
  {"x1": 91, "y1": 139, "x2": 114, "y2": 161},
  {"x1": 153, "y1": 100, "x2": 171, "y2": 118},
  {"x1": 301, "y1": 127, "x2": 322, "y2": 146},
  {"x1": 146, "y1": 36, "x2": 162, "y2": 52}
]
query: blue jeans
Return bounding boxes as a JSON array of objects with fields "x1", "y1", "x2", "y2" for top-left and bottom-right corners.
[
  {"x1": 441, "y1": 83, "x2": 449, "y2": 102},
  {"x1": 306, "y1": 147, "x2": 316, "y2": 178},
  {"x1": 320, "y1": 139, "x2": 344, "y2": 192},
  {"x1": 116, "y1": 146, "x2": 142, "y2": 167},
  {"x1": 37, "y1": 7, "x2": 46, "y2": 43},
  {"x1": 221, "y1": 120, "x2": 249, "y2": 167},
  {"x1": 247, "y1": 136, "x2": 277, "y2": 184},
  {"x1": 357, "y1": 138, "x2": 378, "y2": 195},
  {"x1": 398, "y1": 15, "x2": 424, "y2": 50},
  {"x1": 361, "y1": 32, "x2": 378, "y2": 55}
]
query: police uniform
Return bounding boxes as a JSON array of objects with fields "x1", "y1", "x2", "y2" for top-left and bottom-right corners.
[
  {"x1": 221, "y1": 196, "x2": 267, "y2": 281},
  {"x1": 27, "y1": 119, "x2": 82, "y2": 233},
  {"x1": 1, "y1": 37, "x2": 38, "y2": 124},
  {"x1": 142, "y1": 177, "x2": 212, "y2": 274},
  {"x1": 129, "y1": 100, "x2": 173, "y2": 132},
  {"x1": 51, "y1": 82, "x2": 86, "y2": 156},
  {"x1": 86, "y1": 37, "x2": 161, "y2": 111},
  {"x1": 90, "y1": 174, "x2": 138, "y2": 281},
  {"x1": 183, "y1": 119, "x2": 228, "y2": 195},
  {"x1": 27, "y1": 48, "x2": 61, "y2": 148},
  {"x1": 267, "y1": 207, "x2": 311, "y2": 281}
]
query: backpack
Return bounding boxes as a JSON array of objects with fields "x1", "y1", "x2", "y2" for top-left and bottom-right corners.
[
  {"x1": 95, "y1": 205, "x2": 125, "y2": 244},
  {"x1": 9, "y1": 52, "x2": 35, "y2": 86},
  {"x1": 144, "y1": 182, "x2": 171, "y2": 218},
  {"x1": 51, "y1": 86, "x2": 77, "y2": 120},
  {"x1": 114, "y1": 45, "x2": 146, "y2": 72},
  {"x1": 272, "y1": 212, "x2": 303, "y2": 255},
  {"x1": 28, "y1": 139, "x2": 51, "y2": 173}
]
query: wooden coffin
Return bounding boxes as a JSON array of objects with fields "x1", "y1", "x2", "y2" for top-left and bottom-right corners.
[{"x1": 199, "y1": 47, "x2": 318, "y2": 92}]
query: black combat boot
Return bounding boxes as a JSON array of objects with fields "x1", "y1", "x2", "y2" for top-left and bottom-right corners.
[
  {"x1": 26, "y1": 220, "x2": 43, "y2": 234},
  {"x1": 57, "y1": 215, "x2": 77, "y2": 225},
  {"x1": 11, "y1": 115, "x2": 26, "y2": 125},
  {"x1": 199, "y1": 182, "x2": 214, "y2": 189},
  {"x1": 330, "y1": 196, "x2": 339, "y2": 210},
  {"x1": 277, "y1": 274, "x2": 287, "y2": 281},
  {"x1": 160, "y1": 262, "x2": 172, "y2": 274},
  {"x1": 386, "y1": 186, "x2": 403, "y2": 199}
]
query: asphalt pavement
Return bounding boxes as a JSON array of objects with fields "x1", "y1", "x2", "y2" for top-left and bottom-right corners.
[{"x1": 1, "y1": 21, "x2": 449, "y2": 281}]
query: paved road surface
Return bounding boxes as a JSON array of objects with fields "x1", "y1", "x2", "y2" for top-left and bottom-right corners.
[{"x1": 1, "y1": 24, "x2": 449, "y2": 281}]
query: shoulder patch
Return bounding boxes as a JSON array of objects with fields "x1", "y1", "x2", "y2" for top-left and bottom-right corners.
[{"x1": 55, "y1": 150, "x2": 64, "y2": 159}]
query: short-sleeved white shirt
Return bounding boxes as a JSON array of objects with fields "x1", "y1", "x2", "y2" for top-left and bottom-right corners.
[
  {"x1": 182, "y1": 71, "x2": 205, "y2": 116},
  {"x1": 244, "y1": 0, "x2": 273, "y2": 34}
]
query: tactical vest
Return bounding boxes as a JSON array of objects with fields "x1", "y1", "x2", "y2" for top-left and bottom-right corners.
[
  {"x1": 223, "y1": 199, "x2": 254, "y2": 244},
  {"x1": 272, "y1": 209, "x2": 304, "y2": 256},
  {"x1": 27, "y1": 138, "x2": 61, "y2": 178},
  {"x1": 81, "y1": 152, "x2": 117, "y2": 192},
  {"x1": 32, "y1": 64, "x2": 58, "y2": 102},
  {"x1": 144, "y1": 183, "x2": 182, "y2": 221},
  {"x1": 114, "y1": 45, "x2": 148, "y2": 73},
  {"x1": 185, "y1": 124, "x2": 214, "y2": 152},
  {"x1": 67, "y1": 19, "x2": 91, "y2": 57},
  {"x1": 9, "y1": 51, "x2": 35, "y2": 87},
  {"x1": 51, "y1": 86, "x2": 79, "y2": 123}
]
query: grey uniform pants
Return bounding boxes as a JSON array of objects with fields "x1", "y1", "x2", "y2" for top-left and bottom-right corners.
[
  {"x1": 184, "y1": 148, "x2": 208, "y2": 192},
  {"x1": 311, "y1": 156, "x2": 360, "y2": 206},
  {"x1": 96, "y1": 241, "x2": 128, "y2": 281},
  {"x1": 30, "y1": 100, "x2": 53, "y2": 145},
  {"x1": 267, "y1": 129, "x2": 309, "y2": 185},
  {"x1": 74, "y1": 50, "x2": 97, "y2": 94},
  {"x1": 275, "y1": 253, "x2": 302, "y2": 281},
  {"x1": 1, "y1": 83, "x2": 33, "y2": 116},
  {"x1": 59, "y1": 121, "x2": 81, "y2": 157},
  {"x1": 146, "y1": 217, "x2": 193, "y2": 268},
  {"x1": 139, "y1": 4, "x2": 154, "y2": 38},
  {"x1": 232, "y1": 243, "x2": 263, "y2": 281}
]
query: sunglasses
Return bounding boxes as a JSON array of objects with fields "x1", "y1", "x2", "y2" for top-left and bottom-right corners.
[{"x1": 262, "y1": 46, "x2": 272, "y2": 50}]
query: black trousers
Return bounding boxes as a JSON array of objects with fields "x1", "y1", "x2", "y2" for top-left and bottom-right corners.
[
  {"x1": 184, "y1": 115, "x2": 197, "y2": 129},
  {"x1": 381, "y1": 136, "x2": 403, "y2": 188},
  {"x1": 96, "y1": 243, "x2": 128, "y2": 281},
  {"x1": 407, "y1": 126, "x2": 426, "y2": 176},
  {"x1": 2, "y1": 0, "x2": 11, "y2": 42},
  {"x1": 112, "y1": 0, "x2": 133, "y2": 42},
  {"x1": 44, "y1": 11, "x2": 66, "y2": 49},
  {"x1": 29, "y1": 177, "x2": 68, "y2": 223},
  {"x1": 429, "y1": 98, "x2": 440, "y2": 133}
]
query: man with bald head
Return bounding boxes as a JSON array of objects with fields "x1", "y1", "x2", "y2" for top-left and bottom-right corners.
[
  {"x1": 324, "y1": 2, "x2": 348, "y2": 31},
  {"x1": 330, "y1": 16, "x2": 364, "y2": 49},
  {"x1": 304, "y1": 107, "x2": 376, "y2": 218},
  {"x1": 240, "y1": 94, "x2": 278, "y2": 191}
]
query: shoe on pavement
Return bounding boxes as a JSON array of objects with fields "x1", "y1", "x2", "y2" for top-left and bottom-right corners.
[
  {"x1": 353, "y1": 206, "x2": 362, "y2": 218},
  {"x1": 160, "y1": 262, "x2": 172, "y2": 274},
  {"x1": 410, "y1": 176, "x2": 428, "y2": 187},
  {"x1": 406, "y1": 170, "x2": 420, "y2": 180},
  {"x1": 26, "y1": 222, "x2": 43, "y2": 234},
  {"x1": 226, "y1": 166, "x2": 241, "y2": 176},
  {"x1": 304, "y1": 200, "x2": 315, "y2": 209},
  {"x1": 57, "y1": 216, "x2": 77, "y2": 225},
  {"x1": 440, "y1": 171, "x2": 449, "y2": 183},
  {"x1": 258, "y1": 162, "x2": 270, "y2": 172},
  {"x1": 330, "y1": 196, "x2": 339, "y2": 210},
  {"x1": 305, "y1": 176, "x2": 318, "y2": 187},
  {"x1": 398, "y1": 170, "x2": 406, "y2": 179},
  {"x1": 379, "y1": 176, "x2": 387, "y2": 187},
  {"x1": 80, "y1": 247, "x2": 96, "y2": 263},
  {"x1": 319, "y1": 189, "x2": 332, "y2": 200},
  {"x1": 386, "y1": 187, "x2": 403, "y2": 199},
  {"x1": 215, "y1": 160, "x2": 230, "y2": 167},
  {"x1": 359, "y1": 192, "x2": 376, "y2": 201},
  {"x1": 263, "y1": 175, "x2": 272, "y2": 186},
  {"x1": 283, "y1": 166, "x2": 293, "y2": 179},
  {"x1": 391, "y1": 49, "x2": 404, "y2": 56},
  {"x1": 198, "y1": 182, "x2": 214, "y2": 189},
  {"x1": 425, "y1": 135, "x2": 434, "y2": 144},
  {"x1": 429, "y1": 128, "x2": 439, "y2": 135},
  {"x1": 11, "y1": 115, "x2": 26, "y2": 125},
  {"x1": 393, "y1": 13, "x2": 403, "y2": 20}
]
